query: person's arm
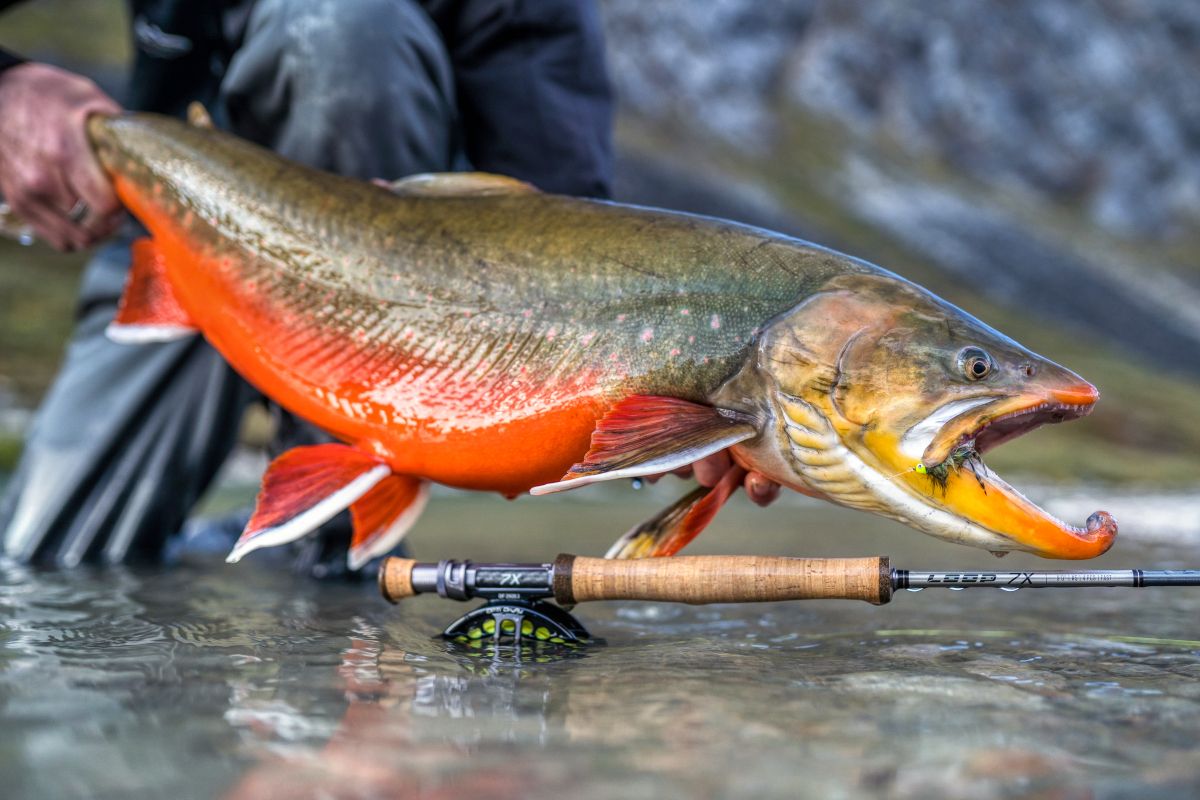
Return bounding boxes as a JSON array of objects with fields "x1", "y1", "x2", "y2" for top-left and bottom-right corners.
[
  {"x1": 420, "y1": 0, "x2": 614, "y2": 198},
  {"x1": 0, "y1": 61, "x2": 123, "y2": 250}
]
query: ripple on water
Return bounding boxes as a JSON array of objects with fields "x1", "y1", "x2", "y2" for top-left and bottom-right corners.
[{"x1": 1, "y1": 550, "x2": 1200, "y2": 798}]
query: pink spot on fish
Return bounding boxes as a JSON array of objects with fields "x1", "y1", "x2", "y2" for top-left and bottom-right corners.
[
  {"x1": 580, "y1": 332, "x2": 596, "y2": 346},
  {"x1": 640, "y1": 327, "x2": 654, "y2": 343},
  {"x1": 680, "y1": 308, "x2": 690, "y2": 316},
  {"x1": 669, "y1": 348, "x2": 681, "y2": 357},
  {"x1": 617, "y1": 314, "x2": 627, "y2": 323},
  {"x1": 710, "y1": 314, "x2": 721, "y2": 330},
  {"x1": 523, "y1": 309, "x2": 533, "y2": 318}
]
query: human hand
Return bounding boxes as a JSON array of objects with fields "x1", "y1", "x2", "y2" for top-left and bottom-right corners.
[
  {"x1": 0, "y1": 63, "x2": 123, "y2": 251},
  {"x1": 664, "y1": 451, "x2": 781, "y2": 507}
]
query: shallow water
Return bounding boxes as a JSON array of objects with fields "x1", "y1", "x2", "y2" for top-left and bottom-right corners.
[{"x1": 2, "y1": 486, "x2": 1199, "y2": 799}]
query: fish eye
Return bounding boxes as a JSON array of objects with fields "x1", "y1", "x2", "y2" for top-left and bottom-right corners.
[{"x1": 958, "y1": 347, "x2": 994, "y2": 381}]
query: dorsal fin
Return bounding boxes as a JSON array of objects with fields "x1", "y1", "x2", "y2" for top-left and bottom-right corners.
[
  {"x1": 187, "y1": 102, "x2": 214, "y2": 129},
  {"x1": 385, "y1": 172, "x2": 539, "y2": 197}
]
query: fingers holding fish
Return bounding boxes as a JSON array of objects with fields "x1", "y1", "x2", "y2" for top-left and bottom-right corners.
[
  {"x1": 0, "y1": 63, "x2": 122, "y2": 250},
  {"x1": 645, "y1": 451, "x2": 780, "y2": 507},
  {"x1": 744, "y1": 472, "x2": 780, "y2": 507}
]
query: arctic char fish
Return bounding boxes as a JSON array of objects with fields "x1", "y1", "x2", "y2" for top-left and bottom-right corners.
[{"x1": 81, "y1": 110, "x2": 1116, "y2": 567}]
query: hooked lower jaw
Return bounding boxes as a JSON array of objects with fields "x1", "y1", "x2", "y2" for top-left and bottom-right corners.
[
  {"x1": 951, "y1": 459, "x2": 1118, "y2": 559},
  {"x1": 907, "y1": 390, "x2": 1117, "y2": 559}
]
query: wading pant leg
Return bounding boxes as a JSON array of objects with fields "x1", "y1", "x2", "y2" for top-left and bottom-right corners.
[
  {"x1": 0, "y1": 239, "x2": 259, "y2": 567},
  {"x1": 0, "y1": 0, "x2": 460, "y2": 569},
  {"x1": 220, "y1": 0, "x2": 460, "y2": 180}
]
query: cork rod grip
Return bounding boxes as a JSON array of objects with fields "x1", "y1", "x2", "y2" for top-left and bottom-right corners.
[
  {"x1": 379, "y1": 558, "x2": 418, "y2": 603},
  {"x1": 554, "y1": 555, "x2": 892, "y2": 605}
]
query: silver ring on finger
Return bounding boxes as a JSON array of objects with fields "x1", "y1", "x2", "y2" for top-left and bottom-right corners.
[{"x1": 66, "y1": 199, "x2": 90, "y2": 224}]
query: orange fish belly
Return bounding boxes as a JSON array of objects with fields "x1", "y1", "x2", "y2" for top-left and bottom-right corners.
[{"x1": 115, "y1": 175, "x2": 611, "y2": 497}]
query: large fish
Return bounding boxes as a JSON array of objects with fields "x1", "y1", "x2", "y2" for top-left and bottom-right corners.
[{"x1": 68, "y1": 109, "x2": 1115, "y2": 567}]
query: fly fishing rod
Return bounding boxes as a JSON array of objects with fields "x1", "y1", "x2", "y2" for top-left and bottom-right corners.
[{"x1": 379, "y1": 555, "x2": 1200, "y2": 644}]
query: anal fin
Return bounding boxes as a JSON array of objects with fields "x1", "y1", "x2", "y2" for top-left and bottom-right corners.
[
  {"x1": 606, "y1": 466, "x2": 747, "y2": 558},
  {"x1": 530, "y1": 395, "x2": 757, "y2": 495},
  {"x1": 106, "y1": 238, "x2": 200, "y2": 344},
  {"x1": 227, "y1": 444, "x2": 389, "y2": 563},
  {"x1": 348, "y1": 475, "x2": 429, "y2": 569}
]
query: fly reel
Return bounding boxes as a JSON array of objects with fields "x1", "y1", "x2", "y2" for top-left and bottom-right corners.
[{"x1": 381, "y1": 558, "x2": 591, "y2": 646}]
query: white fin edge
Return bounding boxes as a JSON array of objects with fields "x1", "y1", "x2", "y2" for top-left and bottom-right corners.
[
  {"x1": 226, "y1": 465, "x2": 391, "y2": 563},
  {"x1": 106, "y1": 322, "x2": 200, "y2": 345},
  {"x1": 529, "y1": 429, "x2": 756, "y2": 496},
  {"x1": 346, "y1": 480, "x2": 431, "y2": 570}
]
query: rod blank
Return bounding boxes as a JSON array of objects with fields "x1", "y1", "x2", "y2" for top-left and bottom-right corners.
[{"x1": 896, "y1": 568, "x2": 1200, "y2": 589}]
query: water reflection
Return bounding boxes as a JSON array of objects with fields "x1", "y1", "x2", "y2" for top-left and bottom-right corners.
[
  {"x1": 2, "y1": 553, "x2": 1200, "y2": 798},
  {"x1": 223, "y1": 621, "x2": 584, "y2": 799}
]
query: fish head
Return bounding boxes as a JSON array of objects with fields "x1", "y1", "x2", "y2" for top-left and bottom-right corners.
[{"x1": 752, "y1": 272, "x2": 1116, "y2": 559}]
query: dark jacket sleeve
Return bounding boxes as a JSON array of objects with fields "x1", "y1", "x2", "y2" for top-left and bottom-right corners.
[
  {"x1": 0, "y1": 48, "x2": 25, "y2": 73},
  {"x1": 0, "y1": 0, "x2": 29, "y2": 73},
  {"x1": 420, "y1": 0, "x2": 614, "y2": 198}
]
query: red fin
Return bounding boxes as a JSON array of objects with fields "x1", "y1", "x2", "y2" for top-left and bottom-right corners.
[
  {"x1": 529, "y1": 396, "x2": 757, "y2": 494},
  {"x1": 347, "y1": 475, "x2": 429, "y2": 570},
  {"x1": 606, "y1": 466, "x2": 746, "y2": 558},
  {"x1": 226, "y1": 444, "x2": 389, "y2": 563},
  {"x1": 106, "y1": 238, "x2": 199, "y2": 344}
]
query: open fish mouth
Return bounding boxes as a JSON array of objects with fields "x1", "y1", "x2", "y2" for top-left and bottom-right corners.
[
  {"x1": 909, "y1": 387, "x2": 1117, "y2": 559},
  {"x1": 945, "y1": 399, "x2": 1095, "y2": 461}
]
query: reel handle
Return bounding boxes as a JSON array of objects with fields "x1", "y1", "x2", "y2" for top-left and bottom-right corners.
[
  {"x1": 379, "y1": 555, "x2": 892, "y2": 606},
  {"x1": 554, "y1": 554, "x2": 892, "y2": 605}
]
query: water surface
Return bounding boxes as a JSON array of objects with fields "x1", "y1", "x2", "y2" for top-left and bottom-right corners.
[{"x1": 2, "y1": 487, "x2": 1198, "y2": 798}]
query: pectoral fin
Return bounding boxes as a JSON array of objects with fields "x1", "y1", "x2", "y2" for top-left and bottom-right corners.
[
  {"x1": 347, "y1": 475, "x2": 429, "y2": 570},
  {"x1": 226, "y1": 444, "x2": 390, "y2": 563},
  {"x1": 606, "y1": 466, "x2": 746, "y2": 559},
  {"x1": 106, "y1": 238, "x2": 200, "y2": 344},
  {"x1": 529, "y1": 395, "x2": 758, "y2": 495}
]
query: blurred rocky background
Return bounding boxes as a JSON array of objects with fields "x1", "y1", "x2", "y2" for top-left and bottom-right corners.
[
  {"x1": 3, "y1": 0, "x2": 1200, "y2": 498},
  {"x1": 602, "y1": 0, "x2": 1200, "y2": 488}
]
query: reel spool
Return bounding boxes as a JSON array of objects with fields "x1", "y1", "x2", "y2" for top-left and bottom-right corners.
[{"x1": 442, "y1": 600, "x2": 590, "y2": 645}]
